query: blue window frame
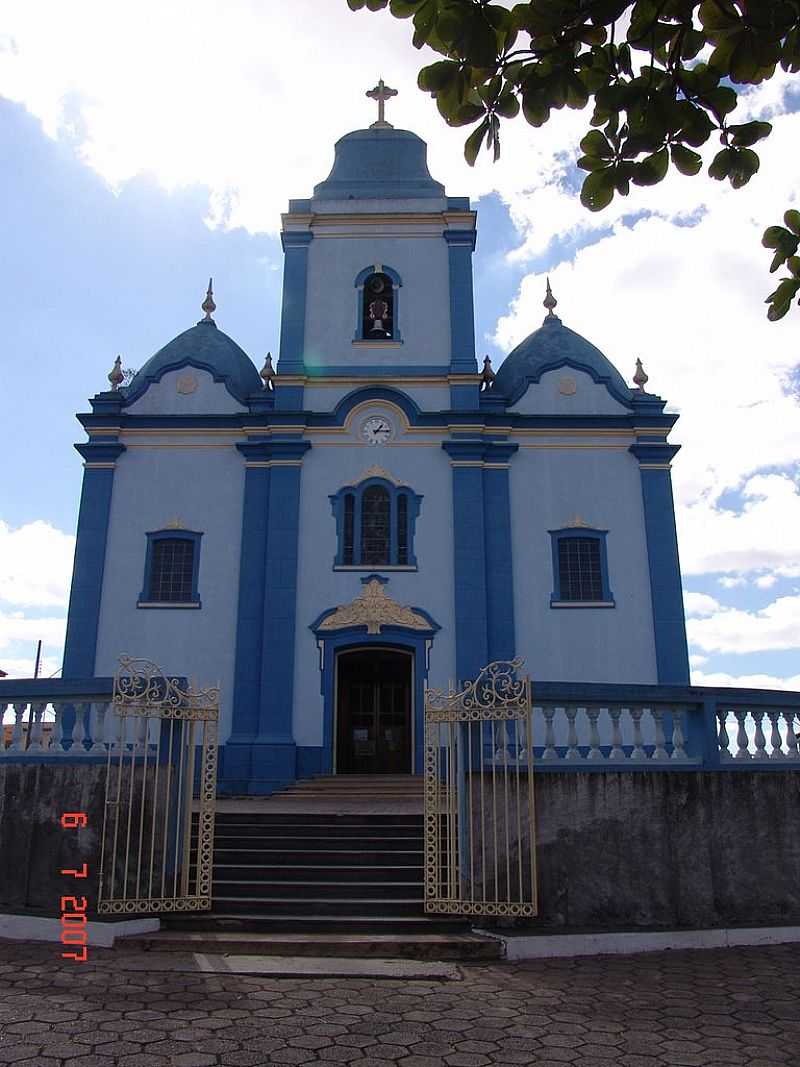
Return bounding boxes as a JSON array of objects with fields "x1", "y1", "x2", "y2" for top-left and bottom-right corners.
[
  {"x1": 549, "y1": 527, "x2": 614, "y2": 607},
  {"x1": 138, "y1": 529, "x2": 202, "y2": 607},
  {"x1": 354, "y1": 265, "x2": 402, "y2": 342},
  {"x1": 331, "y1": 477, "x2": 421, "y2": 569}
]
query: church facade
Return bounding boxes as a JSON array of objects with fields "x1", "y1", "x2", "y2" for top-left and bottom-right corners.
[{"x1": 62, "y1": 112, "x2": 689, "y2": 794}]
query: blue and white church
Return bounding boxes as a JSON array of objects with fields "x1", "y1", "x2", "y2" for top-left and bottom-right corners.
[{"x1": 62, "y1": 90, "x2": 690, "y2": 795}]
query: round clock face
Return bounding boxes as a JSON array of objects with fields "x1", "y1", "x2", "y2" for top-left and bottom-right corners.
[{"x1": 361, "y1": 415, "x2": 393, "y2": 445}]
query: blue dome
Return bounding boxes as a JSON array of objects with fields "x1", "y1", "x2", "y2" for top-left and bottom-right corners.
[
  {"x1": 313, "y1": 128, "x2": 445, "y2": 201},
  {"x1": 123, "y1": 319, "x2": 261, "y2": 405},
  {"x1": 493, "y1": 315, "x2": 633, "y2": 406}
]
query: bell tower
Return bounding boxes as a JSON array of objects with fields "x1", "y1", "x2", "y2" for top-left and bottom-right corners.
[{"x1": 274, "y1": 83, "x2": 479, "y2": 410}]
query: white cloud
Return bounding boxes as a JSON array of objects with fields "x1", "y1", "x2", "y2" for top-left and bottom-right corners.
[
  {"x1": 0, "y1": 610, "x2": 67, "y2": 653},
  {"x1": 755, "y1": 573, "x2": 779, "y2": 589},
  {"x1": 0, "y1": 520, "x2": 75, "y2": 607},
  {"x1": 687, "y1": 594, "x2": 800, "y2": 655},
  {"x1": 719, "y1": 576, "x2": 747, "y2": 589},
  {"x1": 692, "y1": 668, "x2": 800, "y2": 692},
  {"x1": 689, "y1": 653, "x2": 709, "y2": 668},
  {"x1": 683, "y1": 592, "x2": 721, "y2": 617}
]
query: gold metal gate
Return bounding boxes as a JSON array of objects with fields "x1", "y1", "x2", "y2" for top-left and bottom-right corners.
[
  {"x1": 424, "y1": 659, "x2": 537, "y2": 918},
  {"x1": 97, "y1": 657, "x2": 218, "y2": 914}
]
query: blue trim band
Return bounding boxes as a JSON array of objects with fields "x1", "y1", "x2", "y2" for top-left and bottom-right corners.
[
  {"x1": 62, "y1": 442, "x2": 125, "y2": 677},
  {"x1": 483, "y1": 443, "x2": 518, "y2": 660},
  {"x1": 277, "y1": 230, "x2": 313, "y2": 386},
  {"x1": 629, "y1": 443, "x2": 690, "y2": 684}
]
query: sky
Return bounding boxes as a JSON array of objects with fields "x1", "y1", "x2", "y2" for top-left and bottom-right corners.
[{"x1": 1, "y1": 0, "x2": 799, "y2": 688}]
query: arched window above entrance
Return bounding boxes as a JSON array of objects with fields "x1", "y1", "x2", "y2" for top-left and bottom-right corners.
[{"x1": 331, "y1": 476, "x2": 421, "y2": 569}]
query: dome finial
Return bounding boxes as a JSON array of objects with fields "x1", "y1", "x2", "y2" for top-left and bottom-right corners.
[
  {"x1": 543, "y1": 277, "x2": 558, "y2": 319},
  {"x1": 366, "y1": 78, "x2": 398, "y2": 129},
  {"x1": 260, "y1": 352, "x2": 276, "y2": 390},
  {"x1": 633, "y1": 357, "x2": 649, "y2": 392},
  {"x1": 201, "y1": 278, "x2": 216, "y2": 322},
  {"x1": 107, "y1": 354, "x2": 124, "y2": 391}
]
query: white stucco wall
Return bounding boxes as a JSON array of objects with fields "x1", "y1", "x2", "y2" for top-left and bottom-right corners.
[
  {"x1": 94, "y1": 436, "x2": 244, "y2": 742},
  {"x1": 302, "y1": 382, "x2": 451, "y2": 413},
  {"x1": 508, "y1": 369, "x2": 631, "y2": 416},
  {"x1": 508, "y1": 440, "x2": 657, "y2": 683},
  {"x1": 125, "y1": 368, "x2": 248, "y2": 416},
  {"x1": 303, "y1": 231, "x2": 452, "y2": 370}
]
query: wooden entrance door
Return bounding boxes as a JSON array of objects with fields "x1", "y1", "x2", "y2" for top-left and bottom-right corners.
[{"x1": 336, "y1": 649, "x2": 412, "y2": 774}]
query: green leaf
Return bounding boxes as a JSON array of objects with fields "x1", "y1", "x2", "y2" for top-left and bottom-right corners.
[
  {"x1": 631, "y1": 146, "x2": 669, "y2": 186},
  {"x1": 388, "y1": 0, "x2": 421, "y2": 14},
  {"x1": 464, "y1": 118, "x2": 490, "y2": 166},
  {"x1": 522, "y1": 89, "x2": 550, "y2": 126},
  {"x1": 728, "y1": 120, "x2": 772, "y2": 147},
  {"x1": 449, "y1": 102, "x2": 487, "y2": 127},
  {"x1": 577, "y1": 154, "x2": 611, "y2": 172},
  {"x1": 495, "y1": 91, "x2": 520, "y2": 118},
  {"x1": 728, "y1": 146, "x2": 760, "y2": 189},
  {"x1": 580, "y1": 129, "x2": 614, "y2": 159},
  {"x1": 670, "y1": 144, "x2": 702, "y2": 176},
  {"x1": 704, "y1": 86, "x2": 738, "y2": 119},
  {"x1": 708, "y1": 147, "x2": 733, "y2": 181},
  {"x1": 788, "y1": 256, "x2": 800, "y2": 279},
  {"x1": 418, "y1": 60, "x2": 460, "y2": 92},
  {"x1": 784, "y1": 210, "x2": 800, "y2": 236},
  {"x1": 580, "y1": 167, "x2": 615, "y2": 212},
  {"x1": 762, "y1": 226, "x2": 789, "y2": 250}
]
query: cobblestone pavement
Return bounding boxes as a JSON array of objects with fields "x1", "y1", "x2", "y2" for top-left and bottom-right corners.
[{"x1": 0, "y1": 940, "x2": 797, "y2": 1066}]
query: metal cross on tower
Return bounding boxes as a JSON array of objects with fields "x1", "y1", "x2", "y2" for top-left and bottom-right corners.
[{"x1": 366, "y1": 79, "x2": 398, "y2": 129}]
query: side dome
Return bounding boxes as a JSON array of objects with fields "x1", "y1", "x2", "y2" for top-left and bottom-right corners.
[
  {"x1": 312, "y1": 128, "x2": 445, "y2": 201},
  {"x1": 123, "y1": 319, "x2": 262, "y2": 405},
  {"x1": 493, "y1": 314, "x2": 633, "y2": 407}
]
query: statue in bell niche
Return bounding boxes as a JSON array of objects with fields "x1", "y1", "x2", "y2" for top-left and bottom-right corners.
[{"x1": 365, "y1": 273, "x2": 393, "y2": 338}]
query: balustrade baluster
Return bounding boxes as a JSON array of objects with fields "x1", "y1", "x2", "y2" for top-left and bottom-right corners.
[
  {"x1": 717, "y1": 710, "x2": 732, "y2": 760},
  {"x1": 586, "y1": 707, "x2": 603, "y2": 761},
  {"x1": 9, "y1": 703, "x2": 26, "y2": 752},
  {"x1": 50, "y1": 702, "x2": 68, "y2": 755},
  {"x1": 783, "y1": 711, "x2": 800, "y2": 760},
  {"x1": 542, "y1": 707, "x2": 558, "y2": 760},
  {"x1": 27, "y1": 703, "x2": 46, "y2": 752},
  {"x1": 651, "y1": 708, "x2": 668, "y2": 761},
  {"x1": 630, "y1": 707, "x2": 646, "y2": 760},
  {"x1": 671, "y1": 711, "x2": 688, "y2": 761},
  {"x1": 609, "y1": 707, "x2": 625, "y2": 761},
  {"x1": 752, "y1": 710, "x2": 768, "y2": 760},
  {"x1": 565, "y1": 707, "x2": 581, "y2": 760},
  {"x1": 767, "y1": 710, "x2": 784, "y2": 759},
  {"x1": 734, "y1": 710, "x2": 751, "y2": 760},
  {"x1": 0, "y1": 703, "x2": 6, "y2": 752},
  {"x1": 89, "y1": 703, "x2": 109, "y2": 754},
  {"x1": 71, "y1": 703, "x2": 90, "y2": 754}
]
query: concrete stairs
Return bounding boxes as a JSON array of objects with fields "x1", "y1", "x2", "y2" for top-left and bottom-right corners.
[{"x1": 123, "y1": 775, "x2": 501, "y2": 962}]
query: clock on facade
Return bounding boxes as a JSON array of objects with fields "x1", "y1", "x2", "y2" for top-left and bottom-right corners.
[{"x1": 360, "y1": 415, "x2": 393, "y2": 445}]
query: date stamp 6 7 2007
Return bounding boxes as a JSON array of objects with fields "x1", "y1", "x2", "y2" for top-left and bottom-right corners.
[{"x1": 60, "y1": 812, "x2": 89, "y2": 962}]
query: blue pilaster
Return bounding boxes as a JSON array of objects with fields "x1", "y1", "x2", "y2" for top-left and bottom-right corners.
[
  {"x1": 483, "y1": 443, "x2": 518, "y2": 662},
  {"x1": 225, "y1": 443, "x2": 272, "y2": 789},
  {"x1": 276, "y1": 230, "x2": 312, "y2": 409},
  {"x1": 253, "y1": 440, "x2": 311, "y2": 791},
  {"x1": 445, "y1": 228, "x2": 479, "y2": 409},
  {"x1": 62, "y1": 441, "x2": 126, "y2": 677},
  {"x1": 443, "y1": 441, "x2": 488, "y2": 683},
  {"x1": 629, "y1": 441, "x2": 690, "y2": 684}
]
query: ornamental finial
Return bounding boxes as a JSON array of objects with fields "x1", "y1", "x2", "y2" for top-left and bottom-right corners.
[
  {"x1": 633, "y1": 357, "x2": 649, "y2": 392},
  {"x1": 108, "y1": 354, "x2": 124, "y2": 391},
  {"x1": 366, "y1": 78, "x2": 398, "y2": 129},
  {"x1": 260, "y1": 352, "x2": 276, "y2": 390},
  {"x1": 201, "y1": 278, "x2": 216, "y2": 321},
  {"x1": 543, "y1": 277, "x2": 558, "y2": 318},
  {"x1": 480, "y1": 354, "x2": 496, "y2": 390}
]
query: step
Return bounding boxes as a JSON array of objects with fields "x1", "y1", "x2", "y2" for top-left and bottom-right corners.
[
  {"x1": 209, "y1": 895, "x2": 426, "y2": 917},
  {"x1": 164, "y1": 912, "x2": 470, "y2": 935},
  {"x1": 202, "y1": 865, "x2": 423, "y2": 883},
  {"x1": 121, "y1": 929, "x2": 501, "y2": 962},
  {"x1": 211, "y1": 880, "x2": 424, "y2": 901},
  {"x1": 209, "y1": 814, "x2": 424, "y2": 827},
  {"x1": 210, "y1": 831, "x2": 424, "y2": 846},
  {"x1": 205, "y1": 849, "x2": 425, "y2": 867}
]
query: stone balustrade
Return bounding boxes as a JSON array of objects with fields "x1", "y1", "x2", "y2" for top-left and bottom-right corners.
[{"x1": 1, "y1": 677, "x2": 799, "y2": 767}]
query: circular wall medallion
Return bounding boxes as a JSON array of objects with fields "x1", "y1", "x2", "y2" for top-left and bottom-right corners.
[
  {"x1": 558, "y1": 375, "x2": 577, "y2": 396},
  {"x1": 176, "y1": 372, "x2": 198, "y2": 395},
  {"x1": 360, "y1": 415, "x2": 393, "y2": 446}
]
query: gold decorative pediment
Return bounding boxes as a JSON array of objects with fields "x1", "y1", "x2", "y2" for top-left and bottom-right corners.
[
  {"x1": 319, "y1": 579, "x2": 430, "y2": 635},
  {"x1": 565, "y1": 514, "x2": 591, "y2": 528},
  {"x1": 345, "y1": 464, "x2": 401, "y2": 487}
]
